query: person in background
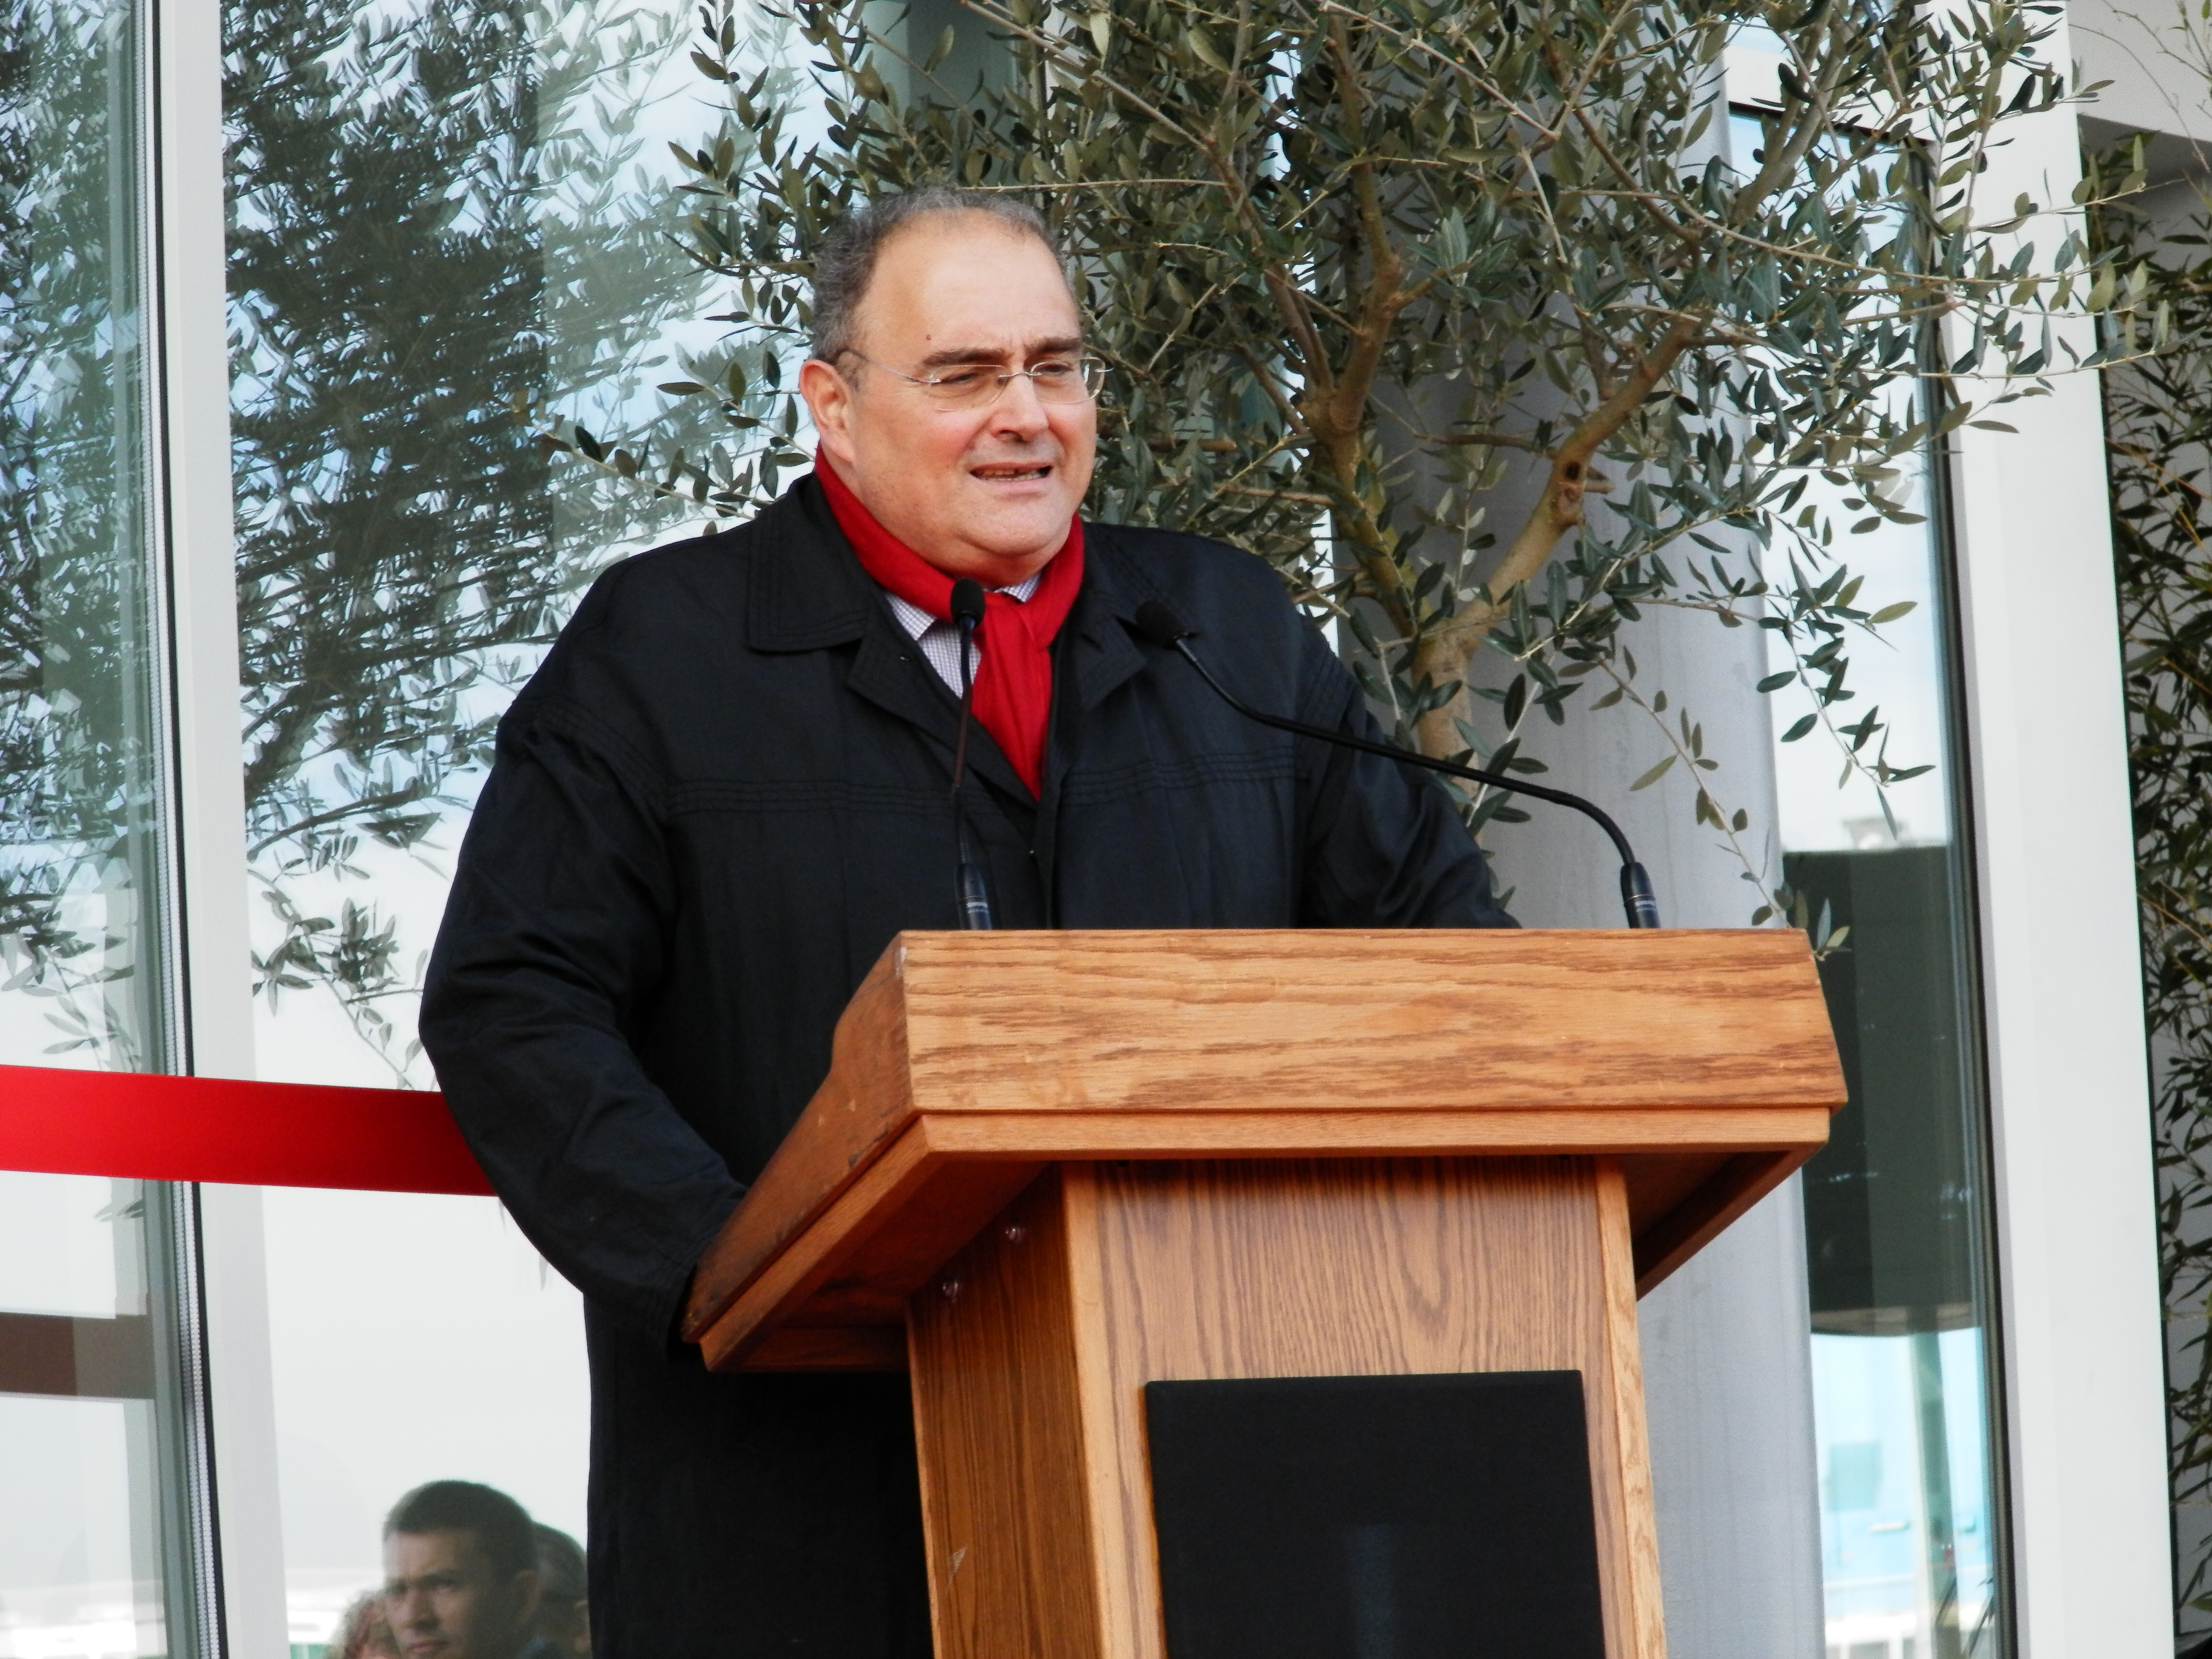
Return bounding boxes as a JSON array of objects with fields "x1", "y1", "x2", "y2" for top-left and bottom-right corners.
[
  {"x1": 530, "y1": 1523, "x2": 591, "y2": 1657},
  {"x1": 330, "y1": 1589, "x2": 401, "y2": 1659},
  {"x1": 381, "y1": 1479, "x2": 554, "y2": 1659}
]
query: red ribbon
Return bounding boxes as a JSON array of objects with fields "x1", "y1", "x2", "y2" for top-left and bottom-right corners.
[
  {"x1": 0, "y1": 1064, "x2": 491, "y2": 1193},
  {"x1": 815, "y1": 456, "x2": 1083, "y2": 794}
]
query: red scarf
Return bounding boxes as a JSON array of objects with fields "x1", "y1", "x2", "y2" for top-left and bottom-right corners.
[{"x1": 815, "y1": 457, "x2": 1084, "y2": 795}]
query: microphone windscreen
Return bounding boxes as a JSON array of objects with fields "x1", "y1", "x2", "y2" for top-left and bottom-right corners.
[
  {"x1": 1134, "y1": 601, "x2": 1194, "y2": 648},
  {"x1": 950, "y1": 578, "x2": 987, "y2": 627}
]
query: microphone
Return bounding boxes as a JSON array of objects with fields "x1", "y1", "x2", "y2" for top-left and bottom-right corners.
[
  {"x1": 950, "y1": 578, "x2": 994, "y2": 930},
  {"x1": 1131, "y1": 601, "x2": 1662, "y2": 929}
]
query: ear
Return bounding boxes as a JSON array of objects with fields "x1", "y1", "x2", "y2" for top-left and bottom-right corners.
[
  {"x1": 799, "y1": 357, "x2": 857, "y2": 469},
  {"x1": 509, "y1": 1567, "x2": 543, "y2": 1622}
]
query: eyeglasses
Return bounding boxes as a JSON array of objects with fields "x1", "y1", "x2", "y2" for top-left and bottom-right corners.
[{"x1": 842, "y1": 350, "x2": 1105, "y2": 410}]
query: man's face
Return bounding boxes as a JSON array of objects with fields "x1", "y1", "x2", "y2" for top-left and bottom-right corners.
[
  {"x1": 383, "y1": 1529, "x2": 540, "y2": 1659},
  {"x1": 800, "y1": 211, "x2": 1097, "y2": 586}
]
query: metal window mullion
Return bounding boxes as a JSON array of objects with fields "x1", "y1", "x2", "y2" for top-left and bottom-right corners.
[{"x1": 145, "y1": 0, "x2": 289, "y2": 1653}]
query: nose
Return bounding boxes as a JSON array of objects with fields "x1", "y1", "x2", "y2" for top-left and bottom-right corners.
[{"x1": 987, "y1": 371, "x2": 1051, "y2": 439}]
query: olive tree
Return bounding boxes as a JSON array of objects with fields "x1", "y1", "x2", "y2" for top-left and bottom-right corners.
[{"x1": 550, "y1": 0, "x2": 2091, "y2": 927}]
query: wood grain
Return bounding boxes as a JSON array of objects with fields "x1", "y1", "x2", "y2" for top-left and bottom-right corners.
[
  {"x1": 697, "y1": 1106, "x2": 1824, "y2": 1367},
  {"x1": 907, "y1": 1157, "x2": 1663, "y2": 1659},
  {"x1": 685, "y1": 928, "x2": 1845, "y2": 1346},
  {"x1": 894, "y1": 929, "x2": 1839, "y2": 1115},
  {"x1": 699, "y1": 1126, "x2": 1043, "y2": 1369},
  {"x1": 907, "y1": 1172, "x2": 1103, "y2": 1659},
  {"x1": 738, "y1": 1324, "x2": 908, "y2": 1371},
  {"x1": 1595, "y1": 1158, "x2": 1667, "y2": 1659},
  {"x1": 913, "y1": 1106, "x2": 1832, "y2": 1159},
  {"x1": 1628, "y1": 1148, "x2": 1806, "y2": 1293},
  {"x1": 1064, "y1": 1157, "x2": 1653, "y2": 1659},
  {"x1": 710, "y1": 932, "x2": 1831, "y2": 1654}
]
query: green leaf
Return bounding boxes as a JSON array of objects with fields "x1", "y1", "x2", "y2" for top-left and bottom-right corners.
[{"x1": 1630, "y1": 754, "x2": 1677, "y2": 791}]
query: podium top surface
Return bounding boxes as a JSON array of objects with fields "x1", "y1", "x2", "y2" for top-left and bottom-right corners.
[
  {"x1": 685, "y1": 929, "x2": 1846, "y2": 1363},
  {"x1": 839, "y1": 927, "x2": 1835, "y2": 1114}
]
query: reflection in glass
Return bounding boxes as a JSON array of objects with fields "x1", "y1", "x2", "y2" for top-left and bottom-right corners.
[
  {"x1": 1722, "y1": 98, "x2": 2007, "y2": 1647},
  {"x1": 225, "y1": 0, "x2": 724, "y2": 1088},
  {"x1": 1762, "y1": 404, "x2": 2006, "y2": 1655},
  {"x1": 0, "y1": 0, "x2": 169, "y2": 1070},
  {"x1": 0, "y1": 1176, "x2": 213, "y2": 1659},
  {"x1": 222, "y1": 0, "x2": 758, "y2": 1644},
  {"x1": 0, "y1": 2, "x2": 209, "y2": 1649},
  {"x1": 259, "y1": 1189, "x2": 589, "y2": 1653}
]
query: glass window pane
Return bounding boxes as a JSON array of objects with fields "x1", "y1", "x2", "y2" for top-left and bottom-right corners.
[
  {"x1": 1761, "y1": 384, "x2": 2008, "y2": 1655},
  {"x1": 223, "y1": 0, "x2": 732, "y2": 1649},
  {"x1": 260, "y1": 1188, "x2": 589, "y2": 1654},
  {"x1": 0, "y1": 2, "x2": 210, "y2": 1654},
  {"x1": 0, "y1": 1178, "x2": 212, "y2": 1659},
  {"x1": 1721, "y1": 104, "x2": 2008, "y2": 1657},
  {"x1": 227, "y1": 0, "x2": 717, "y2": 1092},
  {"x1": 0, "y1": 0, "x2": 168, "y2": 1070}
]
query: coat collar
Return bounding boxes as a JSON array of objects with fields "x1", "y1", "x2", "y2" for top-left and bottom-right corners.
[
  {"x1": 742, "y1": 476, "x2": 1031, "y2": 801},
  {"x1": 745, "y1": 475, "x2": 882, "y2": 653},
  {"x1": 1060, "y1": 527, "x2": 1154, "y2": 712},
  {"x1": 745, "y1": 473, "x2": 1162, "y2": 661},
  {"x1": 742, "y1": 475, "x2": 1162, "y2": 789}
]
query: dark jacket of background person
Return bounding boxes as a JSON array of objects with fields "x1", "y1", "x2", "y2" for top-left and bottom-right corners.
[{"x1": 420, "y1": 473, "x2": 1514, "y2": 1657}]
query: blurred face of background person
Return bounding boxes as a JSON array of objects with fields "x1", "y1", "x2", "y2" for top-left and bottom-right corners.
[
  {"x1": 531, "y1": 1522, "x2": 590, "y2": 1657},
  {"x1": 799, "y1": 209, "x2": 1097, "y2": 587},
  {"x1": 332, "y1": 1589, "x2": 403, "y2": 1659},
  {"x1": 383, "y1": 1527, "x2": 542, "y2": 1659},
  {"x1": 532, "y1": 1585, "x2": 589, "y2": 1658}
]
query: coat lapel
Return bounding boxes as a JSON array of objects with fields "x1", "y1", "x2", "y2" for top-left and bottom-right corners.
[
  {"x1": 747, "y1": 475, "x2": 1035, "y2": 805},
  {"x1": 843, "y1": 617, "x2": 1035, "y2": 807},
  {"x1": 1064, "y1": 529, "x2": 1157, "y2": 711},
  {"x1": 743, "y1": 478, "x2": 877, "y2": 652}
]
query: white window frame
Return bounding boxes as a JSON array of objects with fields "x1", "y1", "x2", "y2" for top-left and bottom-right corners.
[{"x1": 150, "y1": 0, "x2": 281, "y2": 1651}]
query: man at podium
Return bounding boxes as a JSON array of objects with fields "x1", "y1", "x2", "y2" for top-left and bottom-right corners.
[{"x1": 421, "y1": 186, "x2": 1512, "y2": 1657}]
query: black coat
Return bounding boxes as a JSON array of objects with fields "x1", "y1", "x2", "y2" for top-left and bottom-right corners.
[{"x1": 420, "y1": 475, "x2": 1513, "y2": 1658}]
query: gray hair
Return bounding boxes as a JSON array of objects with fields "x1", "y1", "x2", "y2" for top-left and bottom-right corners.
[{"x1": 809, "y1": 187, "x2": 1061, "y2": 362}]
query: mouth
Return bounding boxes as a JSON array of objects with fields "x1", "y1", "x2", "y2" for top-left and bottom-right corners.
[{"x1": 971, "y1": 462, "x2": 1053, "y2": 483}]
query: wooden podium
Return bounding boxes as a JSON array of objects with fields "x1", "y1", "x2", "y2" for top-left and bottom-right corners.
[{"x1": 682, "y1": 930, "x2": 1844, "y2": 1659}]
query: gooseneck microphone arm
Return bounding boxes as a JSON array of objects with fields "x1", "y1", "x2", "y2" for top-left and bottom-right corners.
[
  {"x1": 1131, "y1": 601, "x2": 1662, "y2": 929},
  {"x1": 949, "y1": 579, "x2": 995, "y2": 930}
]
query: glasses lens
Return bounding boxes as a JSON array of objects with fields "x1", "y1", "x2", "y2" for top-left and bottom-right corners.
[
  {"x1": 924, "y1": 367, "x2": 1001, "y2": 408},
  {"x1": 1031, "y1": 359, "x2": 1102, "y2": 405},
  {"x1": 922, "y1": 358, "x2": 1102, "y2": 408}
]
